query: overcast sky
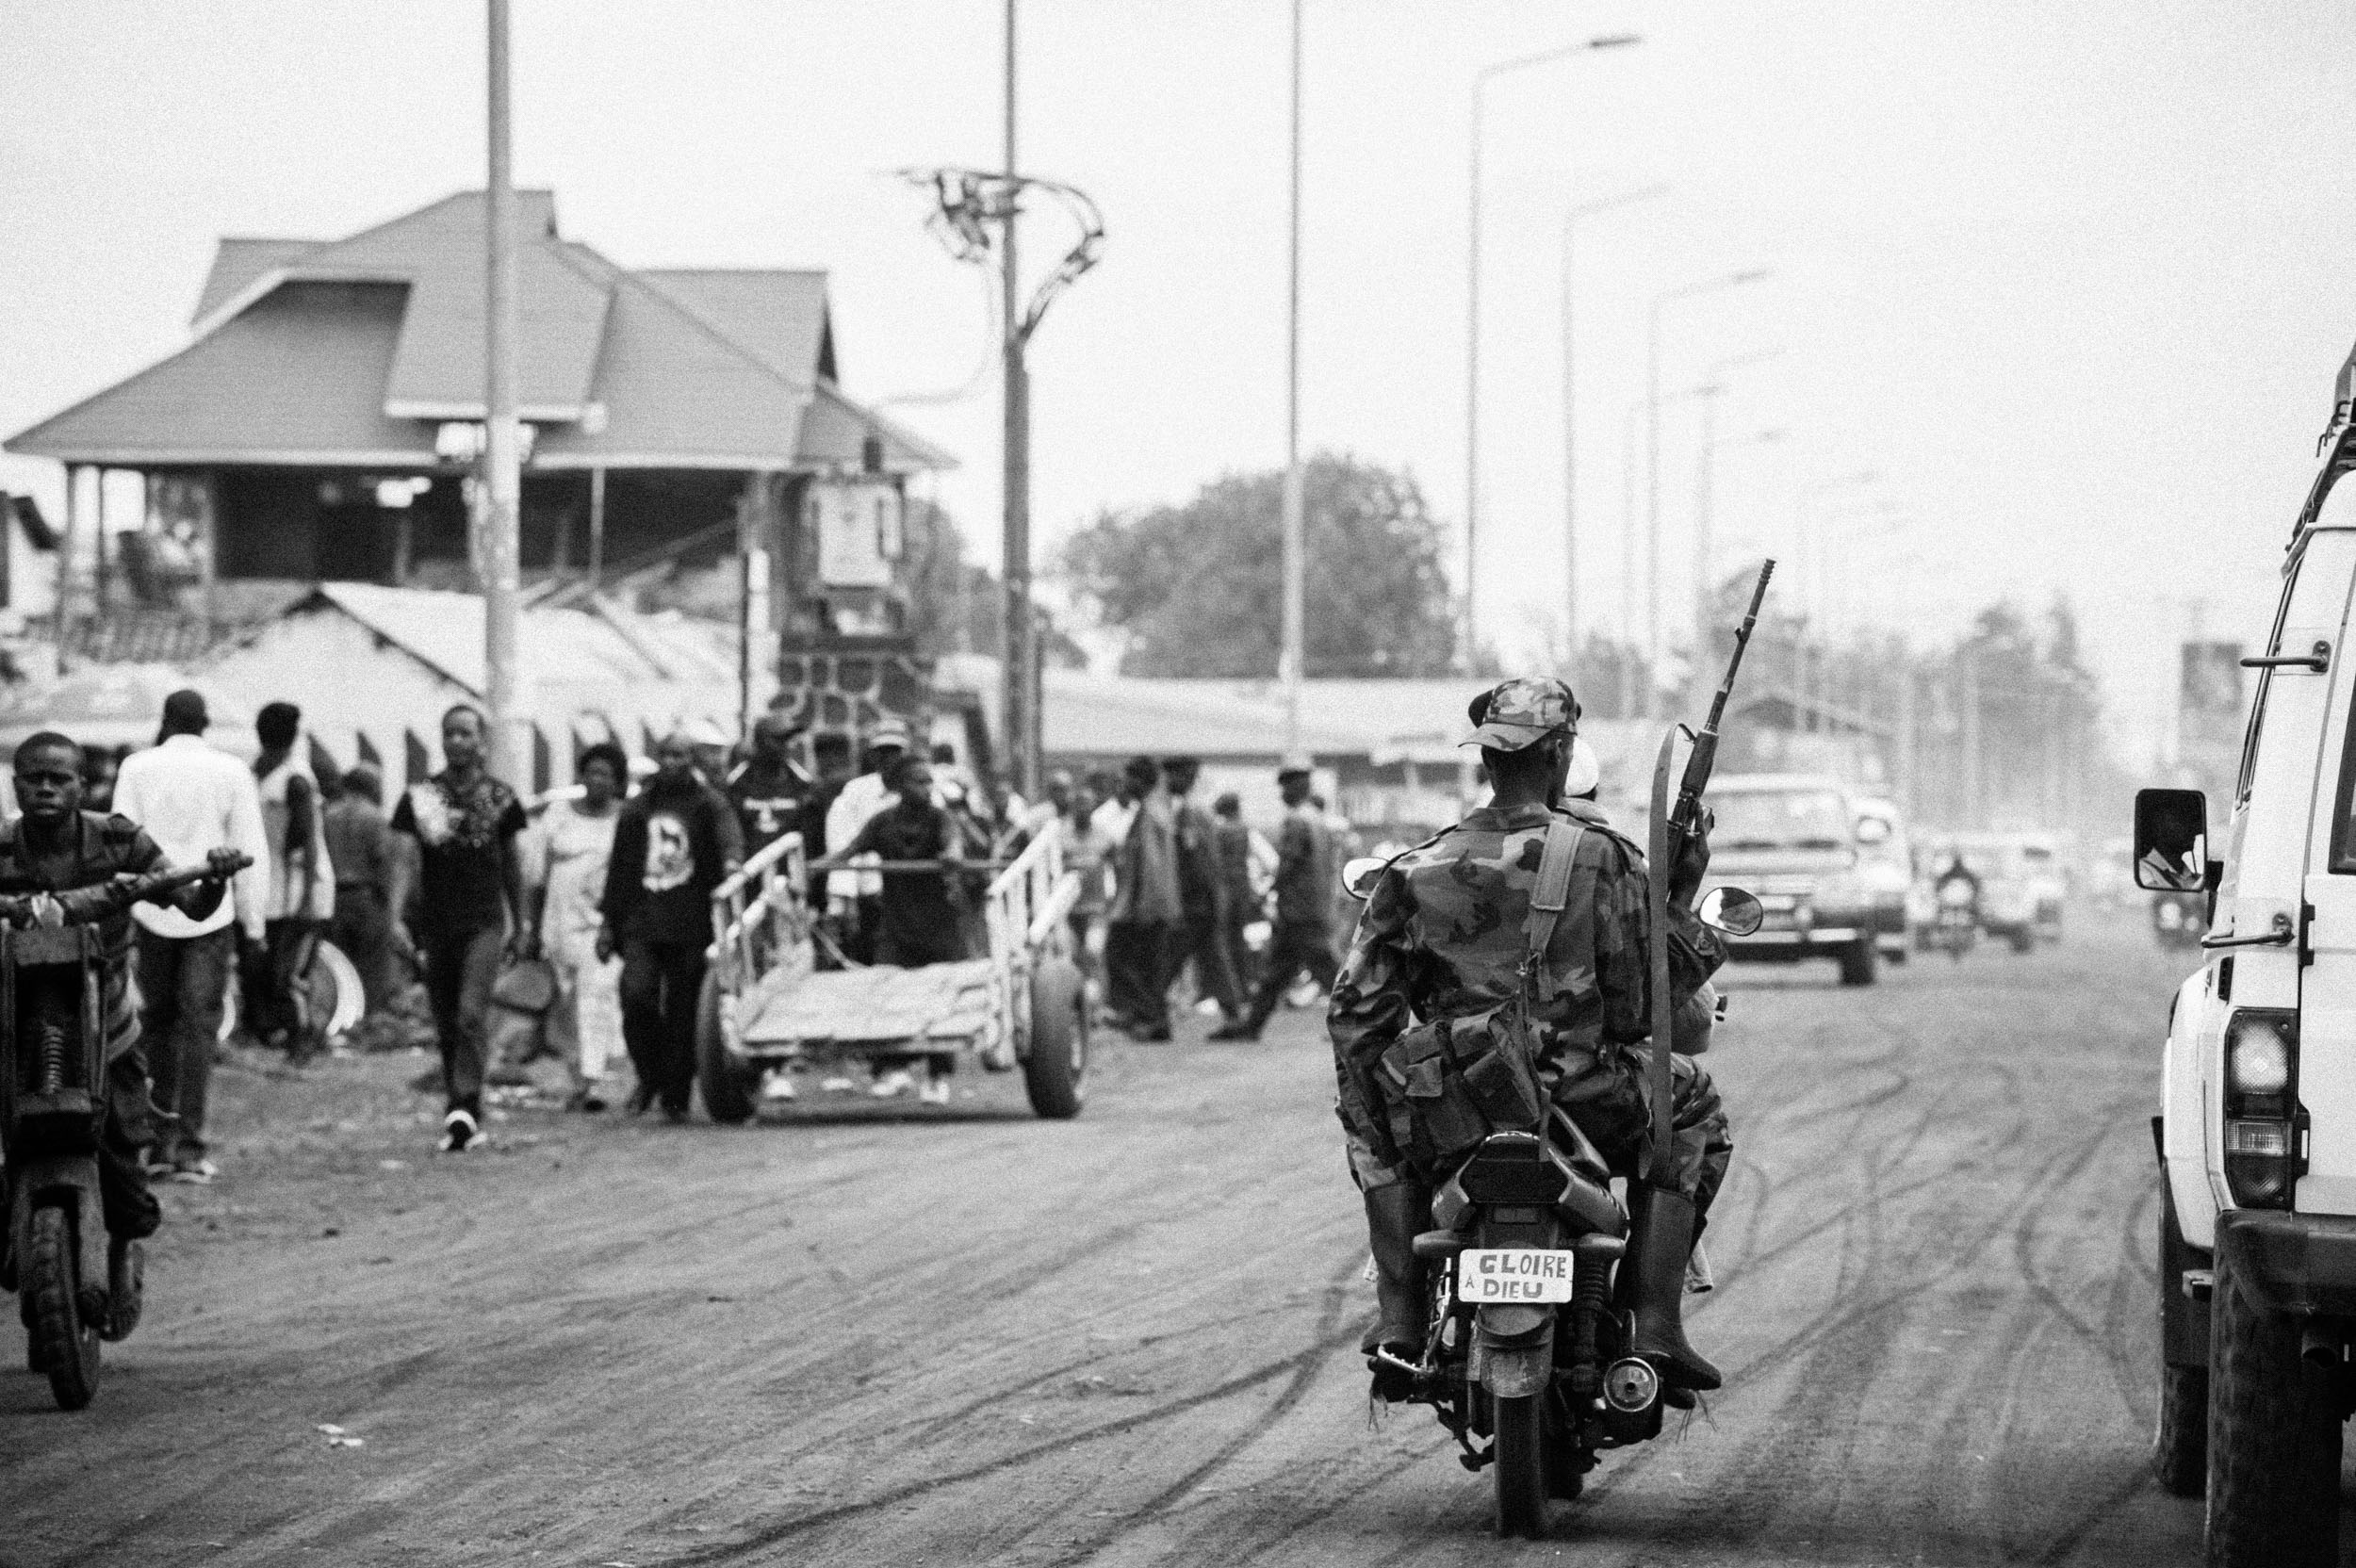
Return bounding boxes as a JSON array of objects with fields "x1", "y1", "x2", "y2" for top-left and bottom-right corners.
[{"x1": 3, "y1": 0, "x2": 2351, "y2": 764}]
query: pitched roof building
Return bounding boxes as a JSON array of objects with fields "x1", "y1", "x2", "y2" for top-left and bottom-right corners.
[{"x1": 6, "y1": 190, "x2": 951, "y2": 647}]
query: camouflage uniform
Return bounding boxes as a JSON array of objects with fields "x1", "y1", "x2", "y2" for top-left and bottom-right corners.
[{"x1": 1328, "y1": 782, "x2": 1732, "y2": 1214}]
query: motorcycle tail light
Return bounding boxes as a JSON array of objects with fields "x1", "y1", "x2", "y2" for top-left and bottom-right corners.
[
  {"x1": 1456, "y1": 1134, "x2": 1570, "y2": 1206},
  {"x1": 2222, "y1": 1009, "x2": 2301, "y2": 1208}
]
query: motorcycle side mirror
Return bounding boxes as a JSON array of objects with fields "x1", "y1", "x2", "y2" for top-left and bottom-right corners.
[
  {"x1": 2133, "y1": 787, "x2": 2211, "y2": 893},
  {"x1": 1696, "y1": 886, "x2": 1764, "y2": 937},
  {"x1": 1339, "y1": 857, "x2": 1388, "y2": 900}
]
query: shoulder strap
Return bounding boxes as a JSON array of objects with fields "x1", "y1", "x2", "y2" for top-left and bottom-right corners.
[{"x1": 1521, "y1": 815, "x2": 1586, "y2": 969}]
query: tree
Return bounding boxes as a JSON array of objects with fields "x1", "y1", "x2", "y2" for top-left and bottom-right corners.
[
  {"x1": 904, "y1": 498, "x2": 1086, "y2": 669},
  {"x1": 1059, "y1": 453, "x2": 1458, "y2": 678}
]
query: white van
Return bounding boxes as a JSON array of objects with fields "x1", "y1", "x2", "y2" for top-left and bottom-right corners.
[{"x1": 2136, "y1": 403, "x2": 2356, "y2": 1565}]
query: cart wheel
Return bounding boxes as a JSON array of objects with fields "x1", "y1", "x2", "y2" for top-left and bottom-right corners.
[
  {"x1": 1023, "y1": 958, "x2": 1088, "y2": 1119},
  {"x1": 695, "y1": 969, "x2": 756, "y2": 1125}
]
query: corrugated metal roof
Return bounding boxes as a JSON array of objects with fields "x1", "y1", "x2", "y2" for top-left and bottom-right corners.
[
  {"x1": 300, "y1": 582, "x2": 733, "y2": 694},
  {"x1": 361, "y1": 196, "x2": 613, "y2": 417},
  {"x1": 7, "y1": 189, "x2": 950, "y2": 475},
  {"x1": 8, "y1": 281, "x2": 431, "y2": 465},
  {"x1": 193, "y1": 237, "x2": 319, "y2": 324},
  {"x1": 641, "y1": 269, "x2": 832, "y2": 384}
]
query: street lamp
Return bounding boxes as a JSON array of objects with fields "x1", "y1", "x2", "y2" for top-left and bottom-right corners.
[
  {"x1": 1688, "y1": 346, "x2": 1785, "y2": 674},
  {"x1": 1794, "y1": 469, "x2": 1880, "y2": 730},
  {"x1": 1693, "y1": 414, "x2": 1784, "y2": 679},
  {"x1": 1644, "y1": 267, "x2": 1769, "y2": 712},
  {"x1": 1282, "y1": 0, "x2": 1305, "y2": 756},
  {"x1": 1561, "y1": 182, "x2": 1667, "y2": 675},
  {"x1": 1821, "y1": 500, "x2": 1907, "y2": 633},
  {"x1": 1464, "y1": 31, "x2": 1640, "y2": 671}
]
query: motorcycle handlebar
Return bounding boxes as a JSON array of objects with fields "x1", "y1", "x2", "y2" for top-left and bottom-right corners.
[{"x1": 0, "y1": 852, "x2": 254, "y2": 927}]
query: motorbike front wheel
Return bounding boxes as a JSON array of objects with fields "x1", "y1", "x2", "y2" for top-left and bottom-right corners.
[
  {"x1": 1492, "y1": 1393, "x2": 1549, "y2": 1539},
  {"x1": 25, "y1": 1204, "x2": 100, "y2": 1410}
]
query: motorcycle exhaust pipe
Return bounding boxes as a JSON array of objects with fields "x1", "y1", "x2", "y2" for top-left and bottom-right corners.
[{"x1": 1602, "y1": 1356, "x2": 1661, "y2": 1414}]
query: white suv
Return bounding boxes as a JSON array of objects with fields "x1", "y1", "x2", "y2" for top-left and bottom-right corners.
[{"x1": 2138, "y1": 444, "x2": 2356, "y2": 1565}]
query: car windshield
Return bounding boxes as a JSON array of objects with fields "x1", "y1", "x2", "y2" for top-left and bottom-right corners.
[{"x1": 1715, "y1": 790, "x2": 1852, "y2": 851}]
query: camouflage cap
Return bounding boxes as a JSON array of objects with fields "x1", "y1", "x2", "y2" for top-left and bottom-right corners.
[{"x1": 1461, "y1": 677, "x2": 1578, "y2": 752}]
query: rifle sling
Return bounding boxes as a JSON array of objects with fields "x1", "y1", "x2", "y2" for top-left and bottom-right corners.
[{"x1": 1522, "y1": 816, "x2": 1585, "y2": 977}]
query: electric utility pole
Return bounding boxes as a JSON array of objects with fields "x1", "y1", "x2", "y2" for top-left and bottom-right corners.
[
  {"x1": 904, "y1": 6, "x2": 1103, "y2": 799},
  {"x1": 483, "y1": 0, "x2": 522, "y2": 784}
]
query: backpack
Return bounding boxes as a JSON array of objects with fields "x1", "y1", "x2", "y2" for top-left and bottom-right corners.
[{"x1": 1372, "y1": 816, "x2": 1585, "y2": 1182}]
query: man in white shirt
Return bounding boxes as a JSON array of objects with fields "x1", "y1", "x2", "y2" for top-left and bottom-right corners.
[
  {"x1": 110, "y1": 689, "x2": 270, "y2": 1184},
  {"x1": 823, "y1": 719, "x2": 909, "y2": 963}
]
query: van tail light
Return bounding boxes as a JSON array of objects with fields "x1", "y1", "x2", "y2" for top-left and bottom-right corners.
[{"x1": 2223, "y1": 1009, "x2": 2304, "y2": 1209}]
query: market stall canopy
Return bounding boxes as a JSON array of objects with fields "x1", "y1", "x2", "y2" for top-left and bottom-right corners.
[
  {"x1": 0, "y1": 663, "x2": 257, "y2": 761},
  {"x1": 199, "y1": 584, "x2": 750, "y2": 792}
]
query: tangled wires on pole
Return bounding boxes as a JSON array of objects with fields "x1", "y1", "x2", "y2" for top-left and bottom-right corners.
[{"x1": 898, "y1": 166, "x2": 1105, "y2": 348}]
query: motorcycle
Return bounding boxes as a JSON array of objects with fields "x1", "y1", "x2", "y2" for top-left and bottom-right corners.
[
  {"x1": 1, "y1": 858, "x2": 246, "y2": 1410},
  {"x1": 1934, "y1": 878, "x2": 1977, "y2": 960},
  {"x1": 1338, "y1": 882, "x2": 1760, "y2": 1538}
]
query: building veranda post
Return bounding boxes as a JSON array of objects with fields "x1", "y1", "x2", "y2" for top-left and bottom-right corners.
[{"x1": 4, "y1": 189, "x2": 956, "y2": 778}]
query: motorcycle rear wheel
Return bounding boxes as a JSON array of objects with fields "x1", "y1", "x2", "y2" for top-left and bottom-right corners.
[
  {"x1": 25, "y1": 1204, "x2": 100, "y2": 1411},
  {"x1": 1492, "y1": 1393, "x2": 1549, "y2": 1539}
]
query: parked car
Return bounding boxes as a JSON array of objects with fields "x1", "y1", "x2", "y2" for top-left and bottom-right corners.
[
  {"x1": 1699, "y1": 774, "x2": 1893, "y2": 987},
  {"x1": 1852, "y1": 795, "x2": 1913, "y2": 965}
]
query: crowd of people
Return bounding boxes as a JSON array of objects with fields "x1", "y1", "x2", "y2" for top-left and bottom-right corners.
[
  {"x1": 28, "y1": 689, "x2": 1360, "y2": 1182},
  {"x1": 1038, "y1": 752, "x2": 1352, "y2": 1044}
]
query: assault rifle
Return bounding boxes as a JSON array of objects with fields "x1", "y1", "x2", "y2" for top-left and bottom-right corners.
[
  {"x1": 1664, "y1": 560, "x2": 1775, "y2": 874},
  {"x1": 1643, "y1": 559, "x2": 1774, "y2": 1186}
]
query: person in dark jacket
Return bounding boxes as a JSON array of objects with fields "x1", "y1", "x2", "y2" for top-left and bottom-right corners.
[
  {"x1": 1158, "y1": 757, "x2": 1241, "y2": 1021},
  {"x1": 598, "y1": 731, "x2": 743, "y2": 1119},
  {"x1": 727, "y1": 710, "x2": 810, "y2": 862},
  {"x1": 833, "y1": 755, "x2": 965, "y2": 967},
  {"x1": 321, "y1": 763, "x2": 397, "y2": 1033},
  {"x1": 1104, "y1": 756, "x2": 1182, "y2": 1041},
  {"x1": 1210, "y1": 792, "x2": 1262, "y2": 997},
  {"x1": 1210, "y1": 760, "x2": 1337, "y2": 1041}
]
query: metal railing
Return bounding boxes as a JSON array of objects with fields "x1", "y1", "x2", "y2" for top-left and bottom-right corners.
[{"x1": 709, "y1": 831, "x2": 810, "y2": 1003}]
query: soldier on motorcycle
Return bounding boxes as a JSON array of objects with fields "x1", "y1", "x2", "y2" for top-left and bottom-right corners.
[
  {"x1": 1329, "y1": 678, "x2": 1734, "y2": 1399},
  {"x1": 0, "y1": 731, "x2": 242, "y2": 1324}
]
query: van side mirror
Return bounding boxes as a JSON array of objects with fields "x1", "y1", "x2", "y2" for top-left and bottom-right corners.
[
  {"x1": 1696, "y1": 886, "x2": 1765, "y2": 937},
  {"x1": 2133, "y1": 788, "x2": 2211, "y2": 893},
  {"x1": 1340, "y1": 857, "x2": 1387, "y2": 900}
]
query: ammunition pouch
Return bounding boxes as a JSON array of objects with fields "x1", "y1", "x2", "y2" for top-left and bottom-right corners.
[{"x1": 1376, "y1": 1004, "x2": 1546, "y2": 1179}]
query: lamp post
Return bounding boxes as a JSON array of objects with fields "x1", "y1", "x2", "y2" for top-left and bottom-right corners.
[
  {"x1": 1281, "y1": 0, "x2": 1305, "y2": 757},
  {"x1": 483, "y1": 0, "x2": 523, "y2": 784},
  {"x1": 1687, "y1": 345, "x2": 1784, "y2": 675},
  {"x1": 1693, "y1": 407, "x2": 1783, "y2": 680},
  {"x1": 1464, "y1": 32, "x2": 1639, "y2": 671},
  {"x1": 1561, "y1": 181, "x2": 1666, "y2": 676},
  {"x1": 1794, "y1": 469, "x2": 1879, "y2": 731},
  {"x1": 1644, "y1": 268, "x2": 1767, "y2": 713}
]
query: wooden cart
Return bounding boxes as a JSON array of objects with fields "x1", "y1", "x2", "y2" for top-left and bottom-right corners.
[{"x1": 695, "y1": 822, "x2": 1088, "y2": 1121}]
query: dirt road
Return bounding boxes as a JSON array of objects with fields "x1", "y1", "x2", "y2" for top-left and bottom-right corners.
[{"x1": 3, "y1": 915, "x2": 2234, "y2": 1565}]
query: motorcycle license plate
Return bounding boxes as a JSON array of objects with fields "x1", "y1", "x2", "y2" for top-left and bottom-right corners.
[{"x1": 1457, "y1": 1249, "x2": 1576, "y2": 1304}]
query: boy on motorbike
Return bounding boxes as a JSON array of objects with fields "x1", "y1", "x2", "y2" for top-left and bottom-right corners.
[{"x1": 0, "y1": 731, "x2": 242, "y2": 1331}]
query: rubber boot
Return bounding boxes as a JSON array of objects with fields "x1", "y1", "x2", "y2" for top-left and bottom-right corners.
[
  {"x1": 1626, "y1": 1184, "x2": 1721, "y2": 1392},
  {"x1": 101, "y1": 1237, "x2": 142, "y2": 1343},
  {"x1": 1361, "y1": 1184, "x2": 1430, "y2": 1401}
]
